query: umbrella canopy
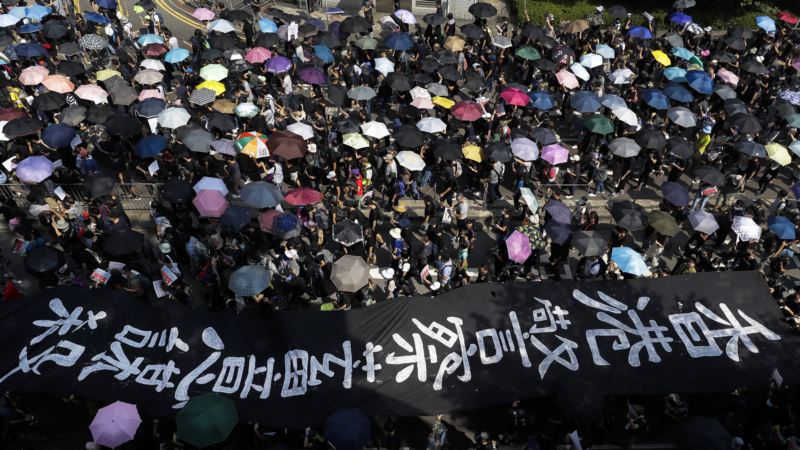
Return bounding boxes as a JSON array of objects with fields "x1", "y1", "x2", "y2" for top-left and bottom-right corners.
[
  {"x1": 331, "y1": 255, "x2": 370, "y2": 292},
  {"x1": 612, "y1": 107, "x2": 639, "y2": 127},
  {"x1": 643, "y1": 89, "x2": 670, "y2": 110},
  {"x1": 686, "y1": 70, "x2": 714, "y2": 94},
  {"x1": 506, "y1": 230, "x2": 532, "y2": 263},
  {"x1": 660, "y1": 182, "x2": 690, "y2": 206},
  {"x1": 732, "y1": 216, "x2": 762, "y2": 242},
  {"x1": 583, "y1": 116, "x2": 614, "y2": 134},
  {"x1": 646, "y1": 210, "x2": 680, "y2": 236},
  {"x1": 571, "y1": 230, "x2": 608, "y2": 257},
  {"x1": 541, "y1": 144, "x2": 569, "y2": 165},
  {"x1": 571, "y1": 91, "x2": 601, "y2": 113},
  {"x1": 4, "y1": 117, "x2": 43, "y2": 138},
  {"x1": 689, "y1": 209, "x2": 719, "y2": 235},
  {"x1": 162, "y1": 179, "x2": 195, "y2": 203},
  {"x1": 199, "y1": 63, "x2": 228, "y2": 81},
  {"x1": 229, "y1": 265, "x2": 270, "y2": 296},
  {"x1": 766, "y1": 143, "x2": 792, "y2": 166},
  {"x1": 89, "y1": 401, "x2": 141, "y2": 449},
  {"x1": 285, "y1": 187, "x2": 322, "y2": 206},
  {"x1": 394, "y1": 125, "x2": 425, "y2": 148},
  {"x1": 529, "y1": 91, "x2": 555, "y2": 110},
  {"x1": 395, "y1": 151, "x2": 425, "y2": 171},
  {"x1": 135, "y1": 135, "x2": 167, "y2": 158},
  {"x1": 664, "y1": 85, "x2": 694, "y2": 103},
  {"x1": 42, "y1": 123, "x2": 77, "y2": 148},
  {"x1": 20, "y1": 65, "x2": 48, "y2": 85},
  {"x1": 24, "y1": 246, "x2": 63, "y2": 273},
  {"x1": 193, "y1": 176, "x2": 228, "y2": 196},
  {"x1": 694, "y1": 165, "x2": 725, "y2": 186},
  {"x1": 556, "y1": 69, "x2": 579, "y2": 89},
  {"x1": 333, "y1": 219, "x2": 364, "y2": 246},
  {"x1": 545, "y1": 220, "x2": 573, "y2": 245},
  {"x1": 511, "y1": 137, "x2": 538, "y2": 161},
  {"x1": 176, "y1": 393, "x2": 238, "y2": 448},
  {"x1": 611, "y1": 247, "x2": 649, "y2": 276},
  {"x1": 240, "y1": 181, "x2": 282, "y2": 208},
  {"x1": 500, "y1": 87, "x2": 529, "y2": 106},
  {"x1": 768, "y1": 216, "x2": 796, "y2": 240},
  {"x1": 182, "y1": 128, "x2": 214, "y2": 153},
  {"x1": 416, "y1": 117, "x2": 446, "y2": 134},
  {"x1": 103, "y1": 230, "x2": 145, "y2": 256},
  {"x1": 157, "y1": 107, "x2": 191, "y2": 129},
  {"x1": 468, "y1": 1, "x2": 497, "y2": 18},
  {"x1": 361, "y1": 121, "x2": 390, "y2": 139},
  {"x1": 268, "y1": 130, "x2": 307, "y2": 159},
  {"x1": 611, "y1": 200, "x2": 646, "y2": 231},
  {"x1": 609, "y1": 137, "x2": 641, "y2": 158},
  {"x1": 668, "y1": 137, "x2": 694, "y2": 160},
  {"x1": 325, "y1": 409, "x2": 371, "y2": 450},
  {"x1": 667, "y1": 106, "x2": 697, "y2": 128},
  {"x1": 544, "y1": 199, "x2": 572, "y2": 224},
  {"x1": 16, "y1": 156, "x2": 53, "y2": 183},
  {"x1": 193, "y1": 189, "x2": 229, "y2": 217}
]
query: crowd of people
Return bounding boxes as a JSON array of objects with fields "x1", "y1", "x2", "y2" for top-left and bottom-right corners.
[{"x1": 1, "y1": 0, "x2": 800, "y2": 447}]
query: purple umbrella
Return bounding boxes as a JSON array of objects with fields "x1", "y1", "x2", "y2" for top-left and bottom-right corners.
[
  {"x1": 16, "y1": 156, "x2": 53, "y2": 184},
  {"x1": 544, "y1": 199, "x2": 573, "y2": 224},
  {"x1": 192, "y1": 189, "x2": 229, "y2": 217},
  {"x1": 299, "y1": 67, "x2": 327, "y2": 85},
  {"x1": 541, "y1": 144, "x2": 569, "y2": 165},
  {"x1": 506, "y1": 230, "x2": 532, "y2": 263},
  {"x1": 266, "y1": 56, "x2": 292, "y2": 73},
  {"x1": 89, "y1": 401, "x2": 141, "y2": 449}
]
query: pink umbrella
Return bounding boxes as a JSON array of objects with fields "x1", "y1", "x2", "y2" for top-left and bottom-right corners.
[
  {"x1": 541, "y1": 144, "x2": 570, "y2": 165},
  {"x1": 452, "y1": 101, "x2": 483, "y2": 121},
  {"x1": 193, "y1": 189, "x2": 229, "y2": 217},
  {"x1": 192, "y1": 7, "x2": 215, "y2": 21},
  {"x1": 716, "y1": 68, "x2": 739, "y2": 86},
  {"x1": 556, "y1": 69, "x2": 579, "y2": 89},
  {"x1": 42, "y1": 74, "x2": 75, "y2": 93},
  {"x1": 74, "y1": 84, "x2": 109, "y2": 104},
  {"x1": 500, "y1": 87, "x2": 530, "y2": 106},
  {"x1": 410, "y1": 97, "x2": 434, "y2": 109},
  {"x1": 284, "y1": 187, "x2": 322, "y2": 205},
  {"x1": 505, "y1": 230, "x2": 532, "y2": 263},
  {"x1": 792, "y1": 57, "x2": 800, "y2": 72},
  {"x1": 20, "y1": 65, "x2": 48, "y2": 85},
  {"x1": 245, "y1": 47, "x2": 272, "y2": 64},
  {"x1": 89, "y1": 401, "x2": 141, "y2": 449},
  {"x1": 138, "y1": 89, "x2": 164, "y2": 101},
  {"x1": 258, "y1": 209, "x2": 280, "y2": 231}
]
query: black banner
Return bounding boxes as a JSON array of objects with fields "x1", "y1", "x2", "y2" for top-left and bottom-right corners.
[{"x1": 0, "y1": 272, "x2": 797, "y2": 427}]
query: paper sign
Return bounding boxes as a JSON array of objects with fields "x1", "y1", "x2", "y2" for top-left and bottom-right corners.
[
  {"x1": 148, "y1": 160, "x2": 159, "y2": 176},
  {"x1": 519, "y1": 187, "x2": 539, "y2": 213},
  {"x1": 2, "y1": 156, "x2": 16, "y2": 172},
  {"x1": 90, "y1": 268, "x2": 111, "y2": 285},
  {"x1": 54, "y1": 186, "x2": 66, "y2": 200},
  {"x1": 161, "y1": 265, "x2": 178, "y2": 286},
  {"x1": 152, "y1": 280, "x2": 168, "y2": 298},
  {"x1": 108, "y1": 261, "x2": 126, "y2": 271}
]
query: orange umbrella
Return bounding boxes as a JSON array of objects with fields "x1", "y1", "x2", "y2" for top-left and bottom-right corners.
[{"x1": 42, "y1": 74, "x2": 75, "y2": 93}]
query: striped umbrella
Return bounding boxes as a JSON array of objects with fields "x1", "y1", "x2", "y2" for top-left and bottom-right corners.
[
  {"x1": 236, "y1": 132, "x2": 269, "y2": 158},
  {"x1": 189, "y1": 88, "x2": 216, "y2": 105}
]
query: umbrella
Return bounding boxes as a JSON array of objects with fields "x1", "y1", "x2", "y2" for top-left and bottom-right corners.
[
  {"x1": 86, "y1": 104, "x2": 115, "y2": 124},
  {"x1": 500, "y1": 87, "x2": 529, "y2": 106},
  {"x1": 642, "y1": 89, "x2": 670, "y2": 110},
  {"x1": 331, "y1": 255, "x2": 370, "y2": 292},
  {"x1": 182, "y1": 129, "x2": 214, "y2": 153},
  {"x1": 16, "y1": 156, "x2": 53, "y2": 184},
  {"x1": 664, "y1": 85, "x2": 694, "y2": 103},
  {"x1": 285, "y1": 187, "x2": 322, "y2": 206},
  {"x1": 193, "y1": 176, "x2": 229, "y2": 196},
  {"x1": 341, "y1": 15, "x2": 370, "y2": 34},
  {"x1": 193, "y1": 189, "x2": 229, "y2": 217},
  {"x1": 608, "y1": 68, "x2": 634, "y2": 85},
  {"x1": 433, "y1": 140, "x2": 461, "y2": 161},
  {"x1": 268, "y1": 130, "x2": 307, "y2": 159},
  {"x1": 196, "y1": 80, "x2": 225, "y2": 95},
  {"x1": 583, "y1": 116, "x2": 614, "y2": 134},
  {"x1": 726, "y1": 112, "x2": 761, "y2": 134},
  {"x1": 778, "y1": 11, "x2": 799, "y2": 24},
  {"x1": 511, "y1": 137, "x2": 539, "y2": 161},
  {"x1": 506, "y1": 230, "x2": 532, "y2": 263},
  {"x1": 136, "y1": 98, "x2": 166, "y2": 118},
  {"x1": 20, "y1": 65, "x2": 48, "y2": 85},
  {"x1": 544, "y1": 199, "x2": 572, "y2": 224},
  {"x1": 667, "y1": 107, "x2": 697, "y2": 128},
  {"x1": 579, "y1": 53, "x2": 602, "y2": 69},
  {"x1": 769, "y1": 216, "x2": 796, "y2": 240},
  {"x1": 694, "y1": 166, "x2": 725, "y2": 186},
  {"x1": 468, "y1": 1, "x2": 497, "y2": 18},
  {"x1": 611, "y1": 201, "x2": 646, "y2": 231},
  {"x1": 333, "y1": 219, "x2": 364, "y2": 246},
  {"x1": 361, "y1": 121, "x2": 390, "y2": 139},
  {"x1": 189, "y1": 88, "x2": 217, "y2": 106},
  {"x1": 42, "y1": 123, "x2": 77, "y2": 149},
  {"x1": 266, "y1": 211, "x2": 299, "y2": 238},
  {"x1": 659, "y1": 181, "x2": 689, "y2": 206},
  {"x1": 234, "y1": 103, "x2": 259, "y2": 119},
  {"x1": 736, "y1": 141, "x2": 766, "y2": 158},
  {"x1": 383, "y1": 32, "x2": 413, "y2": 51},
  {"x1": 563, "y1": 19, "x2": 589, "y2": 34},
  {"x1": 348, "y1": 86, "x2": 377, "y2": 101},
  {"x1": 354, "y1": 35, "x2": 377, "y2": 50},
  {"x1": 79, "y1": 34, "x2": 108, "y2": 51},
  {"x1": 84, "y1": 173, "x2": 116, "y2": 197},
  {"x1": 689, "y1": 210, "x2": 719, "y2": 234},
  {"x1": 663, "y1": 67, "x2": 688, "y2": 82},
  {"x1": 24, "y1": 246, "x2": 63, "y2": 273},
  {"x1": 396, "y1": 151, "x2": 425, "y2": 171},
  {"x1": 742, "y1": 58, "x2": 768, "y2": 74},
  {"x1": 571, "y1": 230, "x2": 607, "y2": 257},
  {"x1": 716, "y1": 68, "x2": 739, "y2": 87},
  {"x1": 394, "y1": 125, "x2": 425, "y2": 148},
  {"x1": 571, "y1": 91, "x2": 601, "y2": 113},
  {"x1": 157, "y1": 107, "x2": 191, "y2": 129},
  {"x1": 165, "y1": 47, "x2": 190, "y2": 63},
  {"x1": 766, "y1": 143, "x2": 792, "y2": 166},
  {"x1": 241, "y1": 181, "x2": 282, "y2": 209},
  {"x1": 13, "y1": 42, "x2": 47, "y2": 58},
  {"x1": 667, "y1": 137, "x2": 693, "y2": 160},
  {"x1": 460, "y1": 23, "x2": 485, "y2": 39},
  {"x1": 0, "y1": 13, "x2": 19, "y2": 27},
  {"x1": 416, "y1": 117, "x2": 446, "y2": 134},
  {"x1": 545, "y1": 220, "x2": 573, "y2": 245},
  {"x1": 135, "y1": 135, "x2": 167, "y2": 158},
  {"x1": 595, "y1": 43, "x2": 615, "y2": 59},
  {"x1": 106, "y1": 115, "x2": 142, "y2": 137},
  {"x1": 714, "y1": 84, "x2": 737, "y2": 100},
  {"x1": 670, "y1": 11, "x2": 693, "y2": 25},
  {"x1": 103, "y1": 230, "x2": 145, "y2": 256},
  {"x1": 612, "y1": 107, "x2": 639, "y2": 127},
  {"x1": 529, "y1": 91, "x2": 554, "y2": 110},
  {"x1": 452, "y1": 101, "x2": 483, "y2": 121},
  {"x1": 192, "y1": 7, "x2": 215, "y2": 20},
  {"x1": 284, "y1": 123, "x2": 313, "y2": 141},
  {"x1": 786, "y1": 113, "x2": 800, "y2": 128},
  {"x1": 221, "y1": 204, "x2": 252, "y2": 231},
  {"x1": 176, "y1": 393, "x2": 237, "y2": 448},
  {"x1": 74, "y1": 84, "x2": 109, "y2": 104},
  {"x1": 207, "y1": 112, "x2": 236, "y2": 132},
  {"x1": 647, "y1": 211, "x2": 680, "y2": 236},
  {"x1": 386, "y1": 73, "x2": 412, "y2": 91},
  {"x1": 4, "y1": 117, "x2": 43, "y2": 138},
  {"x1": 515, "y1": 46, "x2": 541, "y2": 61},
  {"x1": 229, "y1": 265, "x2": 270, "y2": 296},
  {"x1": 462, "y1": 144, "x2": 482, "y2": 162},
  {"x1": 556, "y1": 69, "x2": 579, "y2": 89},
  {"x1": 32, "y1": 92, "x2": 66, "y2": 111},
  {"x1": 488, "y1": 142, "x2": 512, "y2": 162},
  {"x1": 60, "y1": 105, "x2": 87, "y2": 126},
  {"x1": 207, "y1": 18, "x2": 235, "y2": 33},
  {"x1": 42, "y1": 20, "x2": 67, "y2": 39},
  {"x1": 628, "y1": 26, "x2": 653, "y2": 39},
  {"x1": 686, "y1": 70, "x2": 714, "y2": 94},
  {"x1": 541, "y1": 144, "x2": 569, "y2": 165},
  {"x1": 609, "y1": 137, "x2": 641, "y2": 158},
  {"x1": 162, "y1": 179, "x2": 194, "y2": 203},
  {"x1": 299, "y1": 67, "x2": 326, "y2": 85},
  {"x1": 89, "y1": 401, "x2": 141, "y2": 449},
  {"x1": 432, "y1": 96, "x2": 455, "y2": 108},
  {"x1": 601, "y1": 94, "x2": 627, "y2": 110},
  {"x1": 423, "y1": 13, "x2": 444, "y2": 24},
  {"x1": 635, "y1": 130, "x2": 667, "y2": 150},
  {"x1": 611, "y1": 247, "x2": 649, "y2": 276},
  {"x1": 732, "y1": 216, "x2": 762, "y2": 242},
  {"x1": 199, "y1": 64, "x2": 228, "y2": 81}
]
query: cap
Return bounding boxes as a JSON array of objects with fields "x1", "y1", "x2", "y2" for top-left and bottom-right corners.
[
  {"x1": 159, "y1": 242, "x2": 171, "y2": 254},
  {"x1": 326, "y1": 170, "x2": 337, "y2": 179},
  {"x1": 389, "y1": 227, "x2": 402, "y2": 239}
]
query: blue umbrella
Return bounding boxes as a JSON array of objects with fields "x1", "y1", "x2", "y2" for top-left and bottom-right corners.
[
  {"x1": 13, "y1": 42, "x2": 47, "y2": 58},
  {"x1": 642, "y1": 88, "x2": 670, "y2": 110},
  {"x1": 628, "y1": 26, "x2": 653, "y2": 39},
  {"x1": 756, "y1": 16, "x2": 776, "y2": 33},
  {"x1": 85, "y1": 12, "x2": 110, "y2": 24},
  {"x1": 659, "y1": 181, "x2": 690, "y2": 206},
  {"x1": 228, "y1": 265, "x2": 270, "y2": 296},
  {"x1": 570, "y1": 91, "x2": 601, "y2": 113},
  {"x1": 611, "y1": 247, "x2": 649, "y2": 276},
  {"x1": 595, "y1": 43, "x2": 615, "y2": 59},
  {"x1": 42, "y1": 124, "x2": 77, "y2": 148},
  {"x1": 306, "y1": 18, "x2": 325, "y2": 30},
  {"x1": 544, "y1": 199, "x2": 572, "y2": 224},
  {"x1": 16, "y1": 156, "x2": 53, "y2": 184},
  {"x1": 137, "y1": 34, "x2": 163, "y2": 46},
  {"x1": 544, "y1": 220, "x2": 573, "y2": 244},
  {"x1": 529, "y1": 91, "x2": 555, "y2": 110},
  {"x1": 664, "y1": 84, "x2": 694, "y2": 102},
  {"x1": 135, "y1": 135, "x2": 167, "y2": 158},
  {"x1": 324, "y1": 410, "x2": 370, "y2": 450},
  {"x1": 313, "y1": 44, "x2": 334, "y2": 63},
  {"x1": 18, "y1": 23, "x2": 41, "y2": 33},
  {"x1": 669, "y1": 12, "x2": 692, "y2": 25},
  {"x1": 672, "y1": 47, "x2": 695, "y2": 60},
  {"x1": 164, "y1": 47, "x2": 190, "y2": 63},
  {"x1": 663, "y1": 67, "x2": 687, "y2": 82},
  {"x1": 136, "y1": 98, "x2": 166, "y2": 118},
  {"x1": 686, "y1": 70, "x2": 714, "y2": 94},
  {"x1": 25, "y1": 5, "x2": 51, "y2": 20},
  {"x1": 258, "y1": 18, "x2": 277, "y2": 32},
  {"x1": 8, "y1": 7, "x2": 25, "y2": 18},
  {"x1": 220, "y1": 205, "x2": 251, "y2": 232},
  {"x1": 271, "y1": 212, "x2": 300, "y2": 239},
  {"x1": 792, "y1": 180, "x2": 800, "y2": 199},
  {"x1": 384, "y1": 32, "x2": 413, "y2": 51},
  {"x1": 768, "y1": 216, "x2": 796, "y2": 240},
  {"x1": 96, "y1": 0, "x2": 117, "y2": 9}
]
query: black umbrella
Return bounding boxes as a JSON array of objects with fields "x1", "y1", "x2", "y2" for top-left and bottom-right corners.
[
  {"x1": 607, "y1": 5, "x2": 627, "y2": 19},
  {"x1": 60, "y1": 105, "x2": 87, "y2": 126},
  {"x1": 667, "y1": 136, "x2": 693, "y2": 160},
  {"x1": 488, "y1": 142, "x2": 512, "y2": 162},
  {"x1": 434, "y1": 49, "x2": 459, "y2": 64},
  {"x1": 210, "y1": 34, "x2": 237, "y2": 50},
  {"x1": 333, "y1": 219, "x2": 364, "y2": 246},
  {"x1": 534, "y1": 59, "x2": 556, "y2": 71},
  {"x1": 336, "y1": 119, "x2": 360, "y2": 134},
  {"x1": 220, "y1": 205, "x2": 251, "y2": 233},
  {"x1": 220, "y1": 9, "x2": 249, "y2": 21},
  {"x1": 420, "y1": 57, "x2": 440, "y2": 72},
  {"x1": 84, "y1": 172, "x2": 116, "y2": 197},
  {"x1": 58, "y1": 41, "x2": 82, "y2": 56},
  {"x1": 611, "y1": 200, "x2": 647, "y2": 231},
  {"x1": 724, "y1": 36, "x2": 748, "y2": 51},
  {"x1": 86, "y1": 104, "x2": 115, "y2": 124},
  {"x1": 341, "y1": 16, "x2": 370, "y2": 34},
  {"x1": 460, "y1": 23, "x2": 485, "y2": 39},
  {"x1": 24, "y1": 246, "x2": 63, "y2": 273},
  {"x1": 200, "y1": 48, "x2": 223, "y2": 61},
  {"x1": 103, "y1": 229, "x2": 145, "y2": 256},
  {"x1": 736, "y1": 140, "x2": 767, "y2": 158},
  {"x1": 438, "y1": 65, "x2": 461, "y2": 81},
  {"x1": 728, "y1": 27, "x2": 755, "y2": 39},
  {"x1": 42, "y1": 20, "x2": 68, "y2": 39},
  {"x1": 660, "y1": 181, "x2": 690, "y2": 206},
  {"x1": 298, "y1": 23, "x2": 318, "y2": 38},
  {"x1": 725, "y1": 112, "x2": 761, "y2": 133},
  {"x1": 635, "y1": 129, "x2": 667, "y2": 150},
  {"x1": 468, "y1": 2, "x2": 497, "y2": 18},
  {"x1": 255, "y1": 33, "x2": 279, "y2": 48},
  {"x1": 551, "y1": 44, "x2": 574, "y2": 63},
  {"x1": 694, "y1": 165, "x2": 725, "y2": 186},
  {"x1": 325, "y1": 85, "x2": 346, "y2": 107},
  {"x1": 317, "y1": 31, "x2": 341, "y2": 48},
  {"x1": 571, "y1": 230, "x2": 608, "y2": 257},
  {"x1": 713, "y1": 84, "x2": 737, "y2": 100},
  {"x1": 462, "y1": 71, "x2": 485, "y2": 92},
  {"x1": 423, "y1": 13, "x2": 445, "y2": 25},
  {"x1": 412, "y1": 73, "x2": 433, "y2": 84},
  {"x1": 386, "y1": 72, "x2": 412, "y2": 91},
  {"x1": 57, "y1": 60, "x2": 86, "y2": 77},
  {"x1": 741, "y1": 58, "x2": 767, "y2": 74},
  {"x1": 520, "y1": 23, "x2": 545, "y2": 40},
  {"x1": 105, "y1": 115, "x2": 141, "y2": 137},
  {"x1": 394, "y1": 124, "x2": 425, "y2": 148},
  {"x1": 723, "y1": 98, "x2": 749, "y2": 116},
  {"x1": 531, "y1": 127, "x2": 557, "y2": 145},
  {"x1": 544, "y1": 220, "x2": 572, "y2": 245},
  {"x1": 207, "y1": 113, "x2": 236, "y2": 132},
  {"x1": 162, "y1": 179, "x2": 194, "y2": 203},
  {"x1": 32, "y1": 92, "x2": 66, "y2": 112},
  {"x1": 433, "y1": 139, "x2": 461, "y2": 161},
  {"x1": 710, "y1": 51, "x2": 736, "y2": 63},
  {"x1": 4, "y1": 117, "x2": 43, "y2": 138}
]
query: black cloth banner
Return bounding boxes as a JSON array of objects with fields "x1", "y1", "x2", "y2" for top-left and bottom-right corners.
[{"x1": 0, "y1": 272, "x2": 798, "y2": 427}]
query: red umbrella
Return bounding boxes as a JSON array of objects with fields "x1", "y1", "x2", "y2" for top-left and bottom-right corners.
[
  {"x1": 778, "y1": 11, "x2": 798, "y2": 24},
  {"x1": 451, "y1": 101, "x2": 483, "y2": 121},
  {"x1": 258, "y1": 209, "x2": 280, "y2": 231},
  {"x1": 142, "y1": 43, "x2": 168, "y2": 57},
  {"x1": 0, "y1": 108, "x2": 27, "y2": 121},
  {"x1": 500, "y1": 87, "x2": 530, "y2": 106},
  {"x1": 284, "y1": 187, "x2": 322, "y2": 205}
]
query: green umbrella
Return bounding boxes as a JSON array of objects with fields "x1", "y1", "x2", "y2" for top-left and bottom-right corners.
[
  {"x1": 688, "y1": 55, "x2": 704, "y2": 68},
  {"x1": 583, "y1": 116, "x2": 614, "y2": 134},
  {"x1": 785, "y1": 113, "x2": 800, "y2": 128},
  {"x1": 176, "y1": 393, "x2": 238, "y2": 448},
  {"x1": 515, "y1": 46, "x2": 541, "y2": 61},
  {"x1": 646, "y1": 210, "x2": 680, "y2": 236},
  {"x1": 354, "y1": 36, "x2": 377, "y2": 50},
  {"x1": 199, "y1": 64, "x2": 229, "y2": 81}
]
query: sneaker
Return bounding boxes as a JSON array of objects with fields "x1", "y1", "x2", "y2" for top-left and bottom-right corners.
[
  {"x1": 588, "y1": 192, "x2": 597, "y2": 197},
  {"x1": 565, "y1": 194, "x2": 573, "y2": 199}
]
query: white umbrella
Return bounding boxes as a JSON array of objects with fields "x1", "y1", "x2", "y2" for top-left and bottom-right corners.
[
  {"x1": 416, "y1": 117, "x2": 446, "y2": 133},
  {"x1": 612, "y1": 107, "x2": 639, "y2": 127},
  {"x1": 157, "y1": 107, "x2": 191, "y2": 129},
  {"x1": 492, "y1": 35, "x2": 512, "y2": 49},
  {"x1": 139, "y1": 59, "x2": 166, "y2": 71},
  {"x1": 374, "y1": 57, "x2": 395, "y2": 76},
  {"x1": 601, "y1": 94, "x2": 627, "y2": 110},
  {"x1": 579, "y1": 53, "x2": 603, "y2": 68},
  {"x1": 193, "y1": 176, "x2": 229, "y2": 196},
  {"x1": 393, "y1": 9, "x2": 416, "y2": 24},
  {"x1": 667, "y1": 106, "x2": 697, "y2": 128},
  {"x1": 360, "y1": 121, "x2": 390, "y2": 139},
  {"x1": 688, "y1": 210, "x2": 719, "y2": 235},
  {"x1": 732, "y1": 216, "x2": 762, "y2": 242},
  {"x1": 396, "y1": 151, "x2": 425, "y2": 171},
  {"x1": 207, "y1": 19, "x2": 235, "y2": 33},
  {"x1": 410, "y1": 86, "x2": 430, "y2": 100},
  {"x1": 569, "y1": 62, "x2": 590, "y2": 81},
  {"x1": 609, "y1": 68, "x2": 634, "y2": 85},
  {"x1": 234, "y1": 102, "x2": 259, "y2": 118},
  {"x1": 74, "y1": 84, "x2": 109, "y2": 104},
  {"x1": 0, "y1": 14, "x2": 20, "y2": 27},
  {"x1": 287, "y1": 122, "x2": 314, "y2": 140}
]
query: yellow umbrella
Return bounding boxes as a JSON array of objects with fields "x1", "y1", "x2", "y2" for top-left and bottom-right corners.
[
  {"x1": 462, "y1": 144, "x2": 482, "y2": 162},
  {"x1": 766, "y1": 143, "x2": 792, "y2": 166},
  {"x1": 196, "y1": 80, "x2": 225, "y2": 95},
  {"x1": 343, "y1": 132, "x2": 370, "y2": 149},
  {"x1": 96, "y1": 69, "x2": 121, "y2": 81},
  {"x1": 444, "y1": 35, "x2": 465, "y2": 52},
  {"x1": 651, "y1": 50, "x2": 671, "y2": 66},
  {"x1": 432, "y1": 96, "x2": 454, "y2": 108}
]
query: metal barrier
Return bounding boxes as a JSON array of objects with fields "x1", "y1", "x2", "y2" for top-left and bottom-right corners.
[{"x1": 0, "y1": 183, "x2": 163, "y2": 211}]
